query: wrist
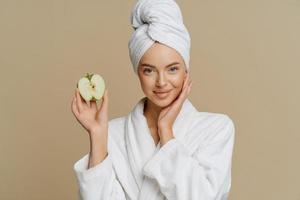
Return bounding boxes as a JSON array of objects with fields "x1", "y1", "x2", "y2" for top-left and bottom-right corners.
[
  {"x1": 158, "y1": 128, "x2": 174, "y2": 140},
  {"x1": 158, "y1": 126, "x2": 172, "y2": 133},
  {"x1": 89, "y1": 132, "x2": 107, "y2": 144},
  {"x1": 89, "y1": 129, "x2": 107, "y2": 147},
  {"x1": 89, "y1": 125, "x2": 103, "y2": 134},
  {"x1": 160, "y1": 135, "x2": 175, "y2": 146}
]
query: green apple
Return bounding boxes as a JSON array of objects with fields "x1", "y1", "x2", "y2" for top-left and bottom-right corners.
[{"x1": 77, "y1": 73, "x2": 105, "y2": 102}]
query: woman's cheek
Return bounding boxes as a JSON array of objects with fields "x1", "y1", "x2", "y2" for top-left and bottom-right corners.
[
  {"x1": 171, "y1": 76, "x2": 184, "y2": 88},
  {"x1": 172, "y1": 77, "x2": 185, "y2": 95},
  {"x1": 141, "y1": 79, "x2": 154, "y2": 94}
]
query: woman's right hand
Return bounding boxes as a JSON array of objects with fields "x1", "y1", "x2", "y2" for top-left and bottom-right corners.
[{"x1": 71, "y1": 88, "x2": 109, "y2": 137}]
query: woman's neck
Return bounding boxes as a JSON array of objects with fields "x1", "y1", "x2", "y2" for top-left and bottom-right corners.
[{"x1": 143, "y1": 98, "x2": 162, "y2": 128}]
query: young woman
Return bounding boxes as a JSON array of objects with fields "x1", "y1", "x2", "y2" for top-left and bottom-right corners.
[{"x1": 71, "y1": 0, "x2": 235, "y2": 199}]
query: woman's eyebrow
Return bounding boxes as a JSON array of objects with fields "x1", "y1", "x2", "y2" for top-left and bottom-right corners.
[{"x1": 140, "y1": 62, "x2": 180, "y2": 68}]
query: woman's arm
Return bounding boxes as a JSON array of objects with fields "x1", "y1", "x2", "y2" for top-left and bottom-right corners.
[
  {"x1": 87, "y1": 129, "x2": 108, "y2": 169},
  {"x1": 74, "y1": 129, "x2": 126, "y2": 200},
  {"x1": 74, "y1": 153, "x2": 126, "y2": 200},
  {"x1": 72, "y1": 89, "x2": 127, "y2": 199}
]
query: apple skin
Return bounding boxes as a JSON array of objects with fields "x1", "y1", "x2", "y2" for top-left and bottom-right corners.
[{"x1": 76, "y1": 73, "x2": 105, "y2": 102}]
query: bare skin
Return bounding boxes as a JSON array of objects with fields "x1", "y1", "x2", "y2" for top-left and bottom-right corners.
[
  {"x1": 138, "y1": 41, "x2": 191, "y2": 146},
  {"x1": 70, "y1": 41, "x2": 192, "y2": 169},
  {"x1": 71, "y1": 88, "x2": 109, "y2": 169}
]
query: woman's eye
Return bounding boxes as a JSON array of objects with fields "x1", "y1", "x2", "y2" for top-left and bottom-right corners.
[
  {"x1": 143, "y1": 68, "x2": 153, "y2": 74},
  {"x1": 169, "y1": 66, "x2": 178, "y2": 72}
]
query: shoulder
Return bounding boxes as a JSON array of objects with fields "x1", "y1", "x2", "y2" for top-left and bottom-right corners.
[
  {"x1": 107, "y1": 116, "x2": 126, "y2": 143},
  {"x1": 190, "y1": 111, "x2": 235, "y2": 145},
  {"x1": 108, "y1": 116, "x2": 126, "y2": 139},
  {"x1": 107, "y1": 116, "x2": 127, "y2": 152},
  {"x1": 108, "y1": 116, "x2": 126, "y2": 130}
]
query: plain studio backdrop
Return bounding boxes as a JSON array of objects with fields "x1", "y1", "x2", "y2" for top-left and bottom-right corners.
[{"x1": 0, "y1": 0, "x2": 298, "y2": 199}]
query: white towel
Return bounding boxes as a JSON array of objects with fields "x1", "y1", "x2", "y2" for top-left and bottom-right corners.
[{"x1": 128, "y1": 0, "x2": 191, "y2": 74}]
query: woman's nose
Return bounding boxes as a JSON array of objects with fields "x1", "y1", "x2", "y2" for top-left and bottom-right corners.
[{"x1": 156, "y1": 73, "x2": 167, "y2": 87}]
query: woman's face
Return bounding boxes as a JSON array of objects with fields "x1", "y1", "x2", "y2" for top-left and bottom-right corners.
[{"x1": 137, "y1": 42, "x2": 188, "y2": 108}]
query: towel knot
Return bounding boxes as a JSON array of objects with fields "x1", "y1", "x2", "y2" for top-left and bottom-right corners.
[{"x1": 128, "y1": 0, "x2": 191, "y2": 74}]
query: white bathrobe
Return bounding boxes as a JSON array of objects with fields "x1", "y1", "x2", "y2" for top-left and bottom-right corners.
[{"x1": 73, "y1": 97, "x2": 235, "y2": 200}]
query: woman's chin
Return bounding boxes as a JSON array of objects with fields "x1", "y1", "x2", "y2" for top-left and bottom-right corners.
[{"x1": 151, "y1": 95, "x2": 175, "y2": 108}]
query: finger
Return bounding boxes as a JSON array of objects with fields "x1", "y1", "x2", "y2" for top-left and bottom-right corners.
[
  {"x1": 183, "y1": 74, "x2": 188, "y2": 87},
  {"x1": 86, "y1": 99, "x2": 90, "y2": 108},
  {"x1": 168, "y1": 76, "x2": 191, "y2": 113},
  {"x1": 177, "y1": 78, "x2": 192, "y2": 104},
  {"x1": 185, "y1": 80, "x2": 192, "y2": 97},
  {"x1": 185, "y1": 73, "x2": 191, "y2": 86},
  {"x1": 79, "y1": 90, "x2": 90, "y2": 108},
  {"x1": 187, "y1": 79, "x2": 192, "y2": 90},
  {"x1": 90, "y1": 100, "x2": 97, "y2": 110},
  {"x1": 187, "y1": 81, "x2": 193, "y2": 94},
  {"x1": 188, "y1": 80, "x2": 193, "y2": 92},
  {"x1": 98, "y1": 89, "x2": 109, "y2": 118},
  {"x1": 184, "y1": 79, "x2": 192, "y2": 96},
  {"x1": 180, "y1": 75, "x2": 191, "y2": 95},
  {"x1": 182, "y1": 73, "x2": 190, "y2": 90},
  {"x1": 75, "y1": 88, "x2": 84, "y2": 112},
  {"x1": 71, "y1": 96, "x2": 79, "y2": 116}
]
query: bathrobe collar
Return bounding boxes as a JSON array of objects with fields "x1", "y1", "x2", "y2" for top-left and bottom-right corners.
[{"x1": 123, "y1": 96, "x2": 198, "y2": 199}]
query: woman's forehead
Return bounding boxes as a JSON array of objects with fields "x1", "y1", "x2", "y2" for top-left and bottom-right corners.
[{"x1": 140, "y1": 43, "x2": 183, "y2": 65}]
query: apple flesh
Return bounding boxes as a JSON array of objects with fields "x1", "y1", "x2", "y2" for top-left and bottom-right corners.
[{"x1": 77, "y1": 73, "x2": 105, "y2": 102}]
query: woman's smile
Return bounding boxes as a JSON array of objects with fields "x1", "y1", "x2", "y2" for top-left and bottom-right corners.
[
  {"x1": 153, "y1": 90, "x2": 172, "y2": 99},
  {"x1": 137, "y1": 42, "x2": 187, "y2": 108}
]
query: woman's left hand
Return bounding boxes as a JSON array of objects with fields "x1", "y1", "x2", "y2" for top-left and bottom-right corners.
[{"x1": 157, "y1": 73, "x2": 192, "y2": 141}]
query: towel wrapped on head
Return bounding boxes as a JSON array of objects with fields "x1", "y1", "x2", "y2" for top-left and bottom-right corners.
[{"x1": 128, "y1": 0, "x2": 191, "y2": 74}]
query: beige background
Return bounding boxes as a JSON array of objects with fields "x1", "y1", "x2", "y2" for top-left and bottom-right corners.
[{"x1": 0, "y1": 0, "x2": 298, "y2": 199}]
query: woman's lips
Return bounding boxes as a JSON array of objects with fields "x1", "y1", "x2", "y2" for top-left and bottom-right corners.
[{"x1": 153, "y1": 90, "x2": 172, "y2": 99}]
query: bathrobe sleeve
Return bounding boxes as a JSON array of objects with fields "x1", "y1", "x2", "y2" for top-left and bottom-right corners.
[
  {"x1": 73, "y1": 153, "x2": 126, "y2": 200},
  {"x1": 142, "y1": 116, "x2": 235, "y2": 200}
]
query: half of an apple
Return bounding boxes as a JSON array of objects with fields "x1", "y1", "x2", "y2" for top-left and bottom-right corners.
[{"x1": 77, "y1": 73, "x2": 105, "y2": 102}]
